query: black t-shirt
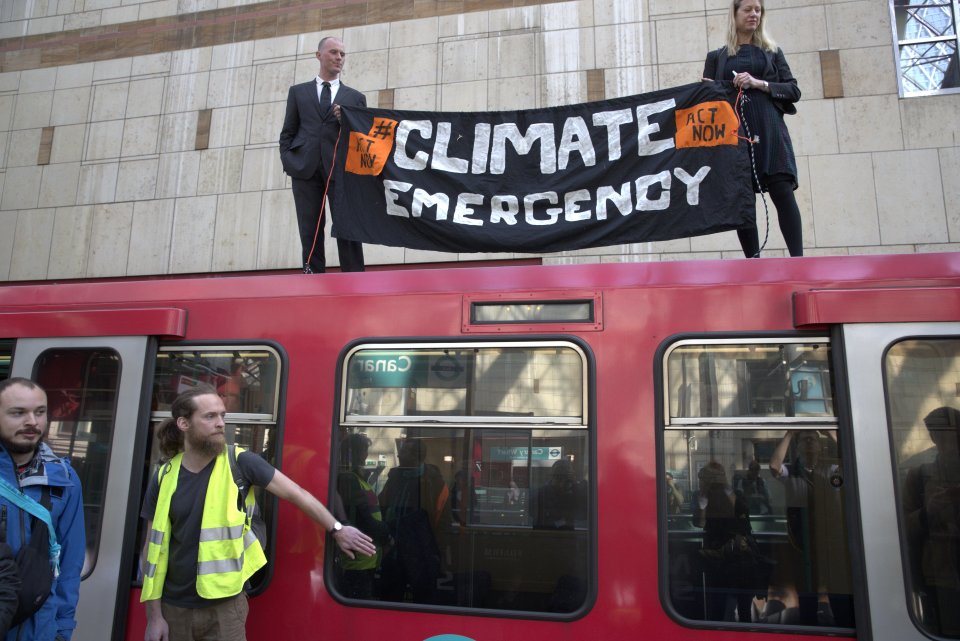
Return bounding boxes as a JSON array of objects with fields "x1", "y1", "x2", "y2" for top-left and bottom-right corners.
[{"x1": 140, "y1": 450, "x2": 276, "y2": 607}]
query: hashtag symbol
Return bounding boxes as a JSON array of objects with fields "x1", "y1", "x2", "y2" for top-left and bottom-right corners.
[{"x1": 372, "y1": 121, "x2": 394, "y2": 139}]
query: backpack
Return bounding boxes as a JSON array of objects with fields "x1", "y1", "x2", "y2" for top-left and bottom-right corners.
[
  {"x1": 0, "y1": 486, "x2": 55, "y2": 627},
  {"x1": 227, "y1": 446, "x2": 267, "y2": 550}
]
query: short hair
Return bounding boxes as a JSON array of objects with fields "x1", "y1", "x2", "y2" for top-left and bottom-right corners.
[
  {"x1": 154, "y1": 384, "x2": 219, "y2": 459},
  {"x1": 0, "y1": 377, "x2": 43, "y2": 400},
  {"x1": 317, "y1": 36, "x2": 341, "y2": 52},
  {"x1": 924, "y1": 406, "x2": 960, "y2": 431},
  {"x1": 341, "y1": 432, "x2": 372, "y2": 467}
]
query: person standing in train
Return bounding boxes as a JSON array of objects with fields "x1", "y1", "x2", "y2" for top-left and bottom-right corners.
[
  {"x1": 0, "y1": 377, "x2": 86, "y2": 641},
  {"x1": 279, "y1": 35, "x2": 366, "y2": 274},
  {"x1": 765, "y1": 429, "x2": 850, "y2": 626},
  {"x1": 335, "y1": 433, "x2": 391, "y2": 599},
  {"x1": 140, "y1": 384, "x2": 375, "y2": 641},
  {"x1": 902, "y1": 406, "x2": 960, "y2": 637},
  {"x1": 378, "y1": 440, "x2": 450, "y2": 604},
  {"x1": 693, "y1": 461, "x2": 759, "y2": 623},
  {"x1": 665, "y1": 472, "x2": 685, "y2": 514}
]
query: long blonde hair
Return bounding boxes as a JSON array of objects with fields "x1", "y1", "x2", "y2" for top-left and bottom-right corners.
[{"x1": 725, "y1": 0, "x2": 777, "y2": 55}]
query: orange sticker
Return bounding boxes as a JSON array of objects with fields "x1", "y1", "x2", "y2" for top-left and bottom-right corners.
[
  {"x1": 674, "y1": 101, "x2": 739, "y2": 148},
  {"x1": 345, "y1": 117, "x2": 399, "y2": 175}
]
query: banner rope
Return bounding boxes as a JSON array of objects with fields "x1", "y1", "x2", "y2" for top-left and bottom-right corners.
[
  {"x1": 734, "y1": 85, "x2": 769, "y2": 257},
  {"x1": 304, "y1": 126, "x2": 342, "y2": 273}
]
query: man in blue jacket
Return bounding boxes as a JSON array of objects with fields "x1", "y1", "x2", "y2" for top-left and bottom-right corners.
[{"x1": 0, "y1": 377, "x2": 85, "y2": 641}]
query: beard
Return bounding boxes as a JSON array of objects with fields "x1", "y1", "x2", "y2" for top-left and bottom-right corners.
[
  {"x1": 0, "y1": 431, "x2": 41, "y2": 456},
  {"x1": 186, "y1": 429, "x2": 225, "y2": 458}
]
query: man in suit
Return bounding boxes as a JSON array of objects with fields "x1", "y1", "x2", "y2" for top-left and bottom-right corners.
[{"x1": 279, "y1": 36, "x2": 366, "y2": 273}]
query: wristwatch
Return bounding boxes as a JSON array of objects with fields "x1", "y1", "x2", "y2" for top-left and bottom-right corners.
[{"x1": 330, "y1": 521, "x2": 343, "y2": 534}]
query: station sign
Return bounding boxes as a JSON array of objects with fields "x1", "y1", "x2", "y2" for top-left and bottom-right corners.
[
  {"x1": 348, "y1": 351, "x2": 467, "y2": 388},
  {"x1": 489, "y1": 446, "x2": 562, "y2": 463}
]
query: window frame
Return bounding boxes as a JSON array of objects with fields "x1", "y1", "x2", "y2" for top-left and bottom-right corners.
[
  {"x1": 657, "y1": 333, "x2": 856, "y2": 633},
  {"x1": 662, "y1": 337, "x2": 836, "y2": 428},
  {"x1": 889, "y1": 0, "x2": 960, "y2": 97},
  {"x1": 328, "y1": 336, "x2": 598, "y2": 619},
  {"x1": 339, "y1": 340, "x2": 590, "y2": 429},
  {"x1": 33, "y1": 346, "x2": 124, "y2": 580}
]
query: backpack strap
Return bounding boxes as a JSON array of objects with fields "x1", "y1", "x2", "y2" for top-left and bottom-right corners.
[
  {"x1": 228, "y1": 446, "x2": 249, "y2": 512},
  {"x1": 0, "y1": 478, "x2": 60, "y2": 577},
  {"x1": 153, "y1": 459, "x2": 172, "y2": 488}
]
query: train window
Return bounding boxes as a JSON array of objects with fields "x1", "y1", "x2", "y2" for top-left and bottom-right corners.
[
  {"x1": 471, "y1": 301, "x2": 594, "y2": 324},
  {"x1": 333, "y1": 342, "x2": 591, "y2": 615},
  {"x1": 885, "y1": 338, "x2": 960, "y2": 638},
  {"x1": 342, "y1": 344, "x2": 585, "y2": 424},
  {"x1": 662, "y1": 340, "x2": 855, "y2": 630},
  {"x1": 34, "y1": 348, "x2": 122, "y2": 578},
  {"x1": 139, "y1": 346, "x2": 282, "y2": 592},
  {"x1": 0, "y1": 340, "x2": 12, "y2": 380},
  {"x1": 666, "y1": 341, "x2": 835, "y2": 423},
  {"x1": 152, "y1": 348, "x2": 280, "y2": 418}
]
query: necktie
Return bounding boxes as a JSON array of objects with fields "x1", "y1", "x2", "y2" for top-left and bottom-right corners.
[{"x1": 319, "y1": 81, "x2": 331, "y2": 115}]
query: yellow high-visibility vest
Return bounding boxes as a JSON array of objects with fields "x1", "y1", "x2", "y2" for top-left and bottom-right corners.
[
  {"x1": 339, "y1": 471, "x2": 381, "y2": 572},
  {"x1": 141, "y1": 447, "x2": 266, "y2": 601}
]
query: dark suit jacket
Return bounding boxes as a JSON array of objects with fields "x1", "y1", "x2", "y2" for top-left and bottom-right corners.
[
  {"x1": 703, "y1": 46, "x2": 801, "y2": 115},
  {"x1": 279, "y1": 79, "x2": 367, "y2": 180}
]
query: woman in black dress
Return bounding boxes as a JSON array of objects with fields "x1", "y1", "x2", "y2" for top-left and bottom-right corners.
[{"x1": 703, "y1": 0, "x2": 803, "y2": 257}]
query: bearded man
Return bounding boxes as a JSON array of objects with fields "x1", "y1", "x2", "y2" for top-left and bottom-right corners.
[
  {"x1": 0, "y1": 377, "x2": 85, "y2": 641},
  {"x1": 140, "y1": 385, "x2": 374, "y2": 641}
]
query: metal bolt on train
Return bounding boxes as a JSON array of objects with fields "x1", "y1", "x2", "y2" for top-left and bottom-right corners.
[{"x1": 2, "y1": 252, "x2": 959, "y2": 641}]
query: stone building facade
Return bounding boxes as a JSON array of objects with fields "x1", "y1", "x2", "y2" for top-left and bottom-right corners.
[{"x1": 0, "y1": 0, "x2": 957, "y2": 279}]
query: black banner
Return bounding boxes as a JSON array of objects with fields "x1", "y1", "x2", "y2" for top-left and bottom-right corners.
[{"x1": 331, "y1": 81, "x2": 754, "y2": 254}]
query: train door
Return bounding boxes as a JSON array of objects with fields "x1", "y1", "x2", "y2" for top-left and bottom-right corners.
[
  {"x1": 10, "y1": 336, "x2": 153, "y2": 641},
  {"x1": 841, "y1": 322, "x2": 960, "y2": 641}
]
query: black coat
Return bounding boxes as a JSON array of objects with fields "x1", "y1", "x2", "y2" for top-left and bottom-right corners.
[
  {"x1": 703, "y1": 46, "x2": 801, "y2": 115},
  {"x1": 0, "y1": 541, "x2": 20, "y2": 636}
]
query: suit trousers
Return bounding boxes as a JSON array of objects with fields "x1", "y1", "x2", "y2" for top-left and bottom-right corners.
[{"x1": 291, "y1": 172, "x2": 364, "y2": 273}]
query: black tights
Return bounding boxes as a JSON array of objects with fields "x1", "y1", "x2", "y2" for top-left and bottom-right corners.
[{"x1": 738, "y1": 179, "x2": 803, "y2": 257}]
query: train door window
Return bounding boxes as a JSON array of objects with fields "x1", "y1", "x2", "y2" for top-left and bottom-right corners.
[
  {"x1": 334, "y1": 342, "x2": 591, "y2": 616},
  {"x1": 885, "y1": 338, "x2": 960, "y2": 638},
  {"x1": 0, "y1": 340, "x2": 12, "y2": 380},
  {"x1": 139, "y1": 346, "x2": 282, "y2": 591},
  {"x1": 661, "y1": 339, "x2": 856, "y2": 631},
  {"x1": 34, "y1": 348, "x2": 121, "y2": 577}
]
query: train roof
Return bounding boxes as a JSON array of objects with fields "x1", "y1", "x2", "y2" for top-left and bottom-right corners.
[{"x1": 1, "y1": 252, "x2": 958, "y2": 310}]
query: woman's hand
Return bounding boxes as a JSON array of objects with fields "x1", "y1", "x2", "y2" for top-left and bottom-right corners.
[{"x1": 733, "y1": 72, "x2": 767, "y2": 91}]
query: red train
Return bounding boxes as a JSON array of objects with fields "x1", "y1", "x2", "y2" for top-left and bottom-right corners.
[{"x1": 1, "y1": 251, "x2": 958, "y2": 641}]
